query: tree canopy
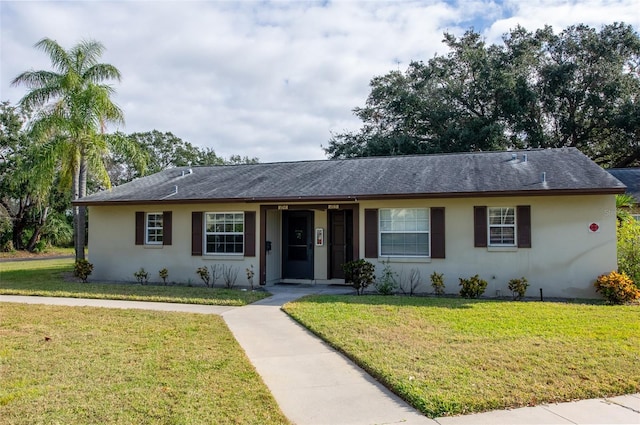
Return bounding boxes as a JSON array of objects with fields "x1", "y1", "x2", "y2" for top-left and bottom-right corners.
[{"x1": 325, "y1": 23, "x2": 640, "y2": 168}]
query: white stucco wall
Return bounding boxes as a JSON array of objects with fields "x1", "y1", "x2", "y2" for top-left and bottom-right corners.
[
  {"x1": 88, "y1": 193, "x2": 617, "y2": 298},
  {"x1": 357, "y1": 195, "x2": 617, "y2": 299}
]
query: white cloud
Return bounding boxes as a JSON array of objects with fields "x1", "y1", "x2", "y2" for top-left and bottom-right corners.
[{"x1": 1, "y1": 0, "x2": 638, "y2": 163}]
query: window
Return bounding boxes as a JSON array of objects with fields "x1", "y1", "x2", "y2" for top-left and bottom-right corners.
[
  {"x1": 146, "y1": 212, "x2": 163, "y2": 244},
  {"x1": 379, "y1": 208, "x2": 430, "y2": 257},
  {"x1": 488, "y1": 207, "x2": 516, "y2": 246},
  {"x1": 633, "y1": 214, "x2": 640, "y2": 222},
  {"x1": 205, "y1": 212, "x2": 244, "y2": 254}
]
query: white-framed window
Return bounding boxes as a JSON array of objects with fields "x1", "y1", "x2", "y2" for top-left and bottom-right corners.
[
  {"x1": 205, "y1": 212, "x2": 244, "y2": 254},
  {"x1": 488, "y1": 207, "x2": 516, "y2": 246},
  {"x1": 145, "y1": 212, "x2": 163, "y2": 244},
  {"x1": 633, "y1": 214, "x2": 640, "y2": 222},
  {"x1": 379, "y1": 208, "x2": 430, "y2": 257}
]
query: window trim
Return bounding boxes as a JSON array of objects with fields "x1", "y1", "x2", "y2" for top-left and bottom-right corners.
[
  {"x1": 378, "y1": 207, "x2": 431, "y2": 258},
  {"x1": 145, "y1": 212, "x2": 164, "y2": 245},
  {"x1": 204, "y1": 211, "x2": 245, "y2": 255},
  {"x1": 487, "y1": 207, "x2": 517, "y2": 247}
]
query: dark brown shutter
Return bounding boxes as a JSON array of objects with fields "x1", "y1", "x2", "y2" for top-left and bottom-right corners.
[
  {"x1": 163, "y1": 211, "x2": 172, "y2": 246},
  {"x1": 244, "y1": 211, "x2": 256, "y2": 257},
  {"x1": 474, "y1": 206, "x2": 487, "y2": 247},
  {"x1": 364, "y1": 209, "x2": 378, "y2": 258},
  {"x1": 517, "y1": 205, "x2": 531, "y2": 248},
  {"x1": 431, "y1": 207, "x2": 445, "y2": 258},
  {"x1": 135, "y1": 212, "x2": 144, "y2": 245},
  {"x1": 191, "y1": 212, "x2": 203, "y2": 256}
]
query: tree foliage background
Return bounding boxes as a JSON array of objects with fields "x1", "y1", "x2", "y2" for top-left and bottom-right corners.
[{"x1": 325, "y1": 23, "x2": 640, "y2": 168}]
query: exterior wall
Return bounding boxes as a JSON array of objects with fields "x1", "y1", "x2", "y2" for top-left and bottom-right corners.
[
  {"x1": 88, "y1": 194, "x2": 617, "y2": 298},
  {"x1": 88, "y1": 203, "x2": 261, "y2": 285},
  {"x1": 357, "y1": 195, "x2": 617, "y2": 299}
]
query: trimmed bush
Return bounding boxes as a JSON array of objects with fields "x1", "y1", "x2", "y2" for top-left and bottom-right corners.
[
  {"x1": 134, "y1": 268, "x2": 149, "y2": 285},
  {"x1": 430, "y1": 271, "x2": 445, "y2": 296},
  {"x1": 73, "y1": 259, "x2": 93, "y2": 283},
  {"x1": 343, "y1": 259, "x2": 375, "y2": 295},
  {"x1": 507, "y1": 277, "x2": 529, "y2": 300},
  {"x1": 159, "y1": 268, "x2": 169, "y2": 285},
  {"x1": 595, "y1": 270, "x2": 640, "y2": 305},
  {"x1": 376, "y1": 260, "x2": 397, "y2": 295},
  {"x1": 459, "y1": 274, "x2": 487, "y2": 298}
]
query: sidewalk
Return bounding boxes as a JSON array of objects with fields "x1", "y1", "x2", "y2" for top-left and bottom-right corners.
[{"x1": 2, "y1": 289, "x2": 639, "y2": 424}]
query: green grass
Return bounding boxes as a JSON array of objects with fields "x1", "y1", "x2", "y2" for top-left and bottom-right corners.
[
  {"x1": 0, "y1": 259, "x2": 270, "y2": 306},
  {"x1": 283, "y1": 295, "x2": 640, "y2": 418},
  {"x1": 0, "y1": 303, "x2": 290, "y2": 424},
  {"x1": 0, "y1": 247, "x2": 74, "y2": 259}
]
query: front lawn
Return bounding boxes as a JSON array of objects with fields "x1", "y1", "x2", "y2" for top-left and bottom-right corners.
[
  {"x1": 0, "y1": 303, "x2": 290, "y2": 424},
  {"x1": 0, "y1": 259, "x2": 269, "y2": 306},
  {"x1": 283, "y1": 295, "x2": 640, "y2": 418}
]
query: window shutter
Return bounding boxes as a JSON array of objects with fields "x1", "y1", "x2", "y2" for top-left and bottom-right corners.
[
  {"x1": 135, "y1": 212, "x2": 144, "y2": 245},
  {"x1": 244, "y1": 211, "x2": 256, "y2": 257},
  {"x1": 163, "y1": 211, "x2": 172, "y2": 246},
  {"x1": 517, "y1": 205, "x2": 531, "y2": 248},
  {"x1": 191, "y1": 212, "x2": 203, "y2": 256},
  {"x1": 364, "y1": 209, "x2": 378, "y2": 258},
  {"x1": 431, "y1": 207, "x2": 445, "y2": 258},
  {"x1": 474, "y1": 206, "x2": 487, "y2": 247}
]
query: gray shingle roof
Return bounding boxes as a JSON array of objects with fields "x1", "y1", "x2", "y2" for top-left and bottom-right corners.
[
  {"x1": 608, "y1": 168, "x2": 640, "y2": 202},
  {"x1": 77, "y1": 147, "x2": 625, "y2": 205}
]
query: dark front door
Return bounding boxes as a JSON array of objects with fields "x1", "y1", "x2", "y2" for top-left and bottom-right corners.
[
  {"x1": 329, "y1": 209, "x2": 353, "y2": 279},
  {"x1": 283, "y1": 211, "x2": 314, "y2": 279}
]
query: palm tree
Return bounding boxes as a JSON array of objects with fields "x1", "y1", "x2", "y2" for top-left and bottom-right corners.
[
  {"x1": 12, "y1": 38, "x2": 125, "y2": 260},
  {"x1": 616, "y1": 193, "x2": 636, "y2": 224}
]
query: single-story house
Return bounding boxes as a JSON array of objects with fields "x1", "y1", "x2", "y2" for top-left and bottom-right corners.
[
  {"x1": 76, "y1": 147, "x2": 625, "y2": 298},
  {"x1": 607, "y1": 168, "x2": 640, "y2": 220}
]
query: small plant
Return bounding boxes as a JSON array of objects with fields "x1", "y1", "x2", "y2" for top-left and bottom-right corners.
[
  {"x1": 594, "y1": 270, "x2": 640, "y2": 305},
  {"x1": 459, "y1": 274, "x2": 487, "y2": 298},
  {"x1": 73, "y1": 259, "x2": 93, "y2": 283},
  {"x1": 196, "y1": 266, "x2": 211, "y2": 287},
  {"x1": 159, "y1": 268, "x2": 169, "y2": 285},
  {"x1": 210, "y1": 264, "x2": 222, "y2": 287},
  {"x1": 430, "y1": 271, "x2": 445, "y2": 296},
  {"x1": 343, "y1": 259, "x2": 375, "y2": 295},
  {"x1": 508, "y1": 277, "x2": 529, "y2": 300},
  {"x1": 399, "y1": 268, "x2": 422, "y2": 296},
  {"x1": 134, "y1": 268, "x2": 149, "y2": 285},
  {"x1": 246, "y1": 265, "x2": 255, "y2": 290},
  {"x1": 222, "y1": 265, "x2": 238, "y2": 289},
  {"x1": 375, "y1": 260, "x2": 397, "y2": 295}
]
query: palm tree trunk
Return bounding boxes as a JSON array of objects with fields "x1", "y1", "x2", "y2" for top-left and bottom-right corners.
[
  {"x1": 72, "y1": 158, "x2": 82, "y2": 261},
  {"x1": 76, "y1": 154, "x2": 88, "y2": 261}
]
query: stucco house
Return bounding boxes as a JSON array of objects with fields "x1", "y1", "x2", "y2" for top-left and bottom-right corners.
[
  {"x1": 608, "y1": 168, "x2": 640, "y2": 220},
  {"x1": 76, "y1": 147, "x2": 625, "y2": 298}
]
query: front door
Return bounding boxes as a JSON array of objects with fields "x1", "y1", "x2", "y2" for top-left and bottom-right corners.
[
  {"x1": 329, "y1": 209, "x2": 353, "y2": 279},
  {"x1": 282, "y1": 211, "x2": 314, "y2": 279}
]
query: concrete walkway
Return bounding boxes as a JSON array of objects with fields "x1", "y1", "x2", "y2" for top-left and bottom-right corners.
[{"x1": 1, "y1": 289, "x2": 639, "y2": 425}]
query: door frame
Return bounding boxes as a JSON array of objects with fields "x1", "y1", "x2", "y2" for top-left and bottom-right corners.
[{"x1": 282, "y1": 210, "x2": 314, "y2": 279}]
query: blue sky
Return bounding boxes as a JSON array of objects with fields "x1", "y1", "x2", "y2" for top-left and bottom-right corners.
[{"x1": 1, "y1": 0, "x2": 638, "y2": 163}]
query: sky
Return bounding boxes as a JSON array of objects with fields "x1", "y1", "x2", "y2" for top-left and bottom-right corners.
[{"x1": 1, "y1": 1, "x2": 639, "y2": 163}]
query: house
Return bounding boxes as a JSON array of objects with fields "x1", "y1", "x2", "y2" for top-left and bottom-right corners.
[
  {"x1": 76, "y1": 147, "x2": 625, "y2": 298},
  {"x1": 607, "y1": 168, "x2": 640, "y2": 220}
]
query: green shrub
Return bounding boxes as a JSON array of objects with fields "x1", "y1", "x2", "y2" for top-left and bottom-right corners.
[
  {"x1": 507, "y1": 277, "x2": 529, "y2": 300},
  {"x1": 134, "y1": 268, "x2": 149, "y2": 285},
  {"x1": 594, "y1": 270, "x2": 640, "y2": 305},
  {"x1": 196, "y1": 266, "x2": 210, "y2": 287},
  {"x1": 459, "y1": 274, "x2": 487, "y2": 298},
  {"x1": 617, "y1": 218, "x2": 640, "y2": 286},
  {"x1": 375, "y1": 260, "x2": 397, "y2": 295},
  {"x1": 159, "y1": 268, "x2": 169, "y2": 285},
  {"x1": 430, "y1": 271, "x2": 445, "y2": 296},
  {"x1": 343, "y1": 259, "x2": 375, "y2": 295},
  {"x1": 73, "y1": 259, "x2": 93, "y2": 283}
]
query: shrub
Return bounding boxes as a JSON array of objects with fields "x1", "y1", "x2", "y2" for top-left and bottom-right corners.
[
  {"x1": 246, "y1": 265, "x2": 255, "y2": 290},
  {"x1": 210, "y1": 264, "x2": 222, "y2": 287},
  {"x1": 594, "y1": 270, "x2": 640, "y2": 305},
  {"x1": 430, "y1": 271, "x2": 445, "y2": 296},
  {"x1": 159, "y1": 268, "x2": 169, "y2": 285},
  {"x1": 507, "y1": 277, "x2": 529, "y2": 300},
  {"x1": 134, "y1": 268, "x2": 148, "y2": 285},
  {"x1": 222, "y1": 265, "x2": 238, "y2": 289},
  {"x1": 343, "y1": 259, "x2": 375, "y2": 295},
  {"x1": 617, "y1": 218, "x2": 640, "y2": 287},
  {"x1": 196, "y1": 266, "x2": 210, "y2": 287},
  {"x1": 459, "y1": 274, "x2": 487, "y2": 298},
  {"x1": 399, "y1": 268, "x2": 421, "y2": 296},
  {"x1": 73, "y1": 259, "x2": 93, "y2": 283},
  {"x1": 375, "y1": 260, "x2": 397, "y2": 295}
]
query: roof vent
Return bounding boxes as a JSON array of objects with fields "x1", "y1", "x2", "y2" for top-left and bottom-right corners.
[
  {"x1": 522, "y1": 154, "x2": 528, "y2": 163},
  {"x1": 511, "y1": 153, "x2": 517, "y2": 161},
  {"x1": 542, "y1": 172, "x2": 546, "y2": 183}
]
